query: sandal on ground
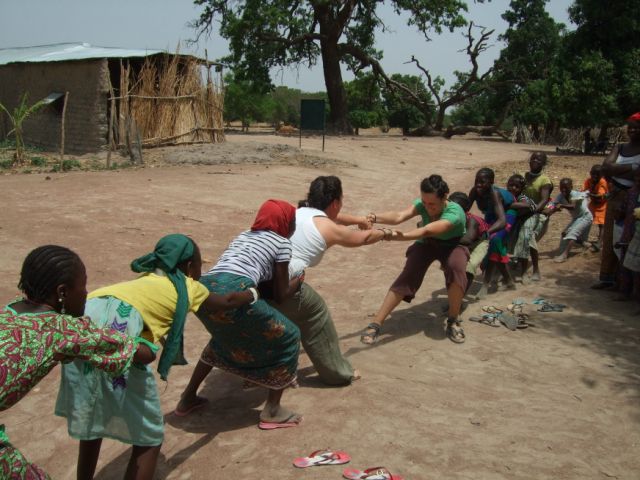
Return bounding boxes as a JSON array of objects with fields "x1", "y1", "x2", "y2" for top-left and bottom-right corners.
[
  {"x1": 360, "y1": 322, "x2": 381, "y2": 345},
  {"x1": 446, "y1": 320, "x2": 466, "y2": 343},
  {"x1": 516, "y1": 313, "x2": 530, "y2": 329},
  {"x1": 506, "y1": 303, "x2": 523, "y2": 314},
  {"x1": 499, "y1": 313, "x2": 518, "y2": 331},
  {"x1": 537, "y1": 303, "x2": 564, "y2": 312},
  {"x1": 469, "y1": 315, "x2": 501, "y2": 328},
  {"x1": 481, "y1": 305, "x2": 503, "y2": 314},
  {"x1": 343, "y1": 466, "x2": 404, "y2": 480},
  {"x1": 293, "y1": 449, "x2": 351, "y2": 468}
]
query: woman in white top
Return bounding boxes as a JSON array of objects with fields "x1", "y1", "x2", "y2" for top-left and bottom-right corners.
[
  {"x1": 267, "y1": 176, "x2": 388, "y2": 385},
  {"x1": 595, "y1": 113, "x2": 640, "y2": 289}
]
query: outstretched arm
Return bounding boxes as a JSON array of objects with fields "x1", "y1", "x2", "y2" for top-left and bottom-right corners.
[
  {"x1": 368, "y1": 204, "x2": 418, "y2": 226},
  {"x1": 390, "y1": 219, "x2": 454, "y2": 241},
  {"x1": 316, "y1": 216, "x2": 386, "y2": 247},
  {"x1": 335, "y1": 212, "x2": 371, "y2": 229}
]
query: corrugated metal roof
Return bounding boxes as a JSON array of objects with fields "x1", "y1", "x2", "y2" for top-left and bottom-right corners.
[{"x1": 0, "y1": 43, "x2": 167, "y2": 66}]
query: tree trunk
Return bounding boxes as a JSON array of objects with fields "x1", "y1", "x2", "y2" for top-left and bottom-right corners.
[
  {"x1": 318, "y1": 9, "x2": 352, "y2": 135},
  {"x1": 434, "y1": 106, "x2": 446, "y2": 131}
]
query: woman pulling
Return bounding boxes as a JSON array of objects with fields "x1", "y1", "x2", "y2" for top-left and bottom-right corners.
[
  {"x1": 361, "y1": 174, "x2": 469, "y2": 344},
  {"x1": 56, "y1": 234, "x2": 254, "y2": 480},
  {"x1": 176, "y1": 200, "x2": 303, "y2": 430},
  {"x1": 1, "y1": 245, "x2": 155, "y2": 478},
  {"x1": 268, "y1": 176, "x2": 388, "y2": 386}
]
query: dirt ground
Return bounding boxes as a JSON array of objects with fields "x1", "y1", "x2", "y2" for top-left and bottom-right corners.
[{"x1": 1, "y1": 133, "x2": 639, "y2": 480}]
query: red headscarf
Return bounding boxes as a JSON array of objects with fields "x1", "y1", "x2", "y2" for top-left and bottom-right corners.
[
  {"x1": 251, "y1": 199, "x2": 296, "y2": 237},
  {"x1": 628, "y1": 112, "x2": 640, "y2": 122}
]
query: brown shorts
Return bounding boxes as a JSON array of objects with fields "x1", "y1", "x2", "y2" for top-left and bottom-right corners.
[{"x1": 390, "y1": 240, "x2": 469, "y2": 302}]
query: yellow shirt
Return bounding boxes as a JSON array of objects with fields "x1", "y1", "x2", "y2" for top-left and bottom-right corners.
[{"x1": 88, "y1": 273, "x2": 210, "y2": 343}]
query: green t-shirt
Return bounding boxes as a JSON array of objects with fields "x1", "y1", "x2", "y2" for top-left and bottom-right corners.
[{"x1": 413, "y1": 198, "x2": 466, "y2": 245}]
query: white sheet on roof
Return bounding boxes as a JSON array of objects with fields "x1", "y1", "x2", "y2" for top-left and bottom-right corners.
[{"x1": 0, "y1": 43, "x2": 164, "y2": 66}]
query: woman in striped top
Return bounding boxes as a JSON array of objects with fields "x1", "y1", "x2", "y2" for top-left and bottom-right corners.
[{"x1": 176, "y1": 199, "x2": 304, "y2": 429}]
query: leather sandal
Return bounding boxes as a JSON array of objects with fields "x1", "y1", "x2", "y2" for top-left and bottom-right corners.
[{"x1": 360, "y1": 322, "x2": 381, "y2": 345}]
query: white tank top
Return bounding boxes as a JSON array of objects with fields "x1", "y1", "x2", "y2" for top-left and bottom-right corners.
[
  {"x1": 613, "y1": 148, "x2": 640, "y2": 188},
  {"x1": 288, "y1": 207, "x2": 328, "y2": 277}
]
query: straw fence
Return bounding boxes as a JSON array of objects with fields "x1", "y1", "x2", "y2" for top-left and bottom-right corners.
[{"x1": 109, "y1": 53, "x2": 224, "y2": 154}]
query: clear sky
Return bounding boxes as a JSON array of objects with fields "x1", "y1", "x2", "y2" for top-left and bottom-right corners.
[{"x1": 0, "y1": 0, "x2": 573, "y2": 92}]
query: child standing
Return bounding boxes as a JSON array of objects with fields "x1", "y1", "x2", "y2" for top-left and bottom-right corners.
[
  {"x1": 582, "y1": 164, "x2": 608, "y2": 250},
  {"x1": 468, "y1": 168, "x2": 517, "y2": 298},
  {"x1": 506, "y1": 174, "x2": 538, "y2": 283},
  {"x1": 549, "y1": 178, "x2": 593, "y2": 263},
  {"x1": 449, "y1": 191, "x2": 489, "y2": 288}
]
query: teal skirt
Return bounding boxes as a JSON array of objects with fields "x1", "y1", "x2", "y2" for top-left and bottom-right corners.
[
  {"x1": 55, "y1": 297, "x2": 163, "y2": 446},
  {"x1": 197, "y1": 273, "x2": 300, "y2": 389}
]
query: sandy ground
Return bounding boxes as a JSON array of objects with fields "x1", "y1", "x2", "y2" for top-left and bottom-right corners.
[{"x1": 1, "y1": 133, "x2": 639, "y2": 480}]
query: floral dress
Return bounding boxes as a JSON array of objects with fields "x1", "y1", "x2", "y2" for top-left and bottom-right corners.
[{"x1": 0, "y1": 303, "x2": 141, "y2": 479}]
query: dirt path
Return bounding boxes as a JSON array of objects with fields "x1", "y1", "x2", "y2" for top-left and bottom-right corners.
[{"x1": 1, "y1": 134, "x2": 638, "y2": 479}]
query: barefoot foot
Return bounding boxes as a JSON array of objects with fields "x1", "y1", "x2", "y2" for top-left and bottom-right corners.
[{"x1": 175, "y1": 395, "x2": 208, "y2": 417}]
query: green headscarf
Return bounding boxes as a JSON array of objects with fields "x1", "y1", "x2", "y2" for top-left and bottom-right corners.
[{"x1": 131, "y1": 233, "x2": 195, "y2": 380}]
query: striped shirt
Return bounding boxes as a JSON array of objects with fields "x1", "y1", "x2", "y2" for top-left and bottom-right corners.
[{"x1": 207, "y1": 230, "x2": 292, "y2": 285}]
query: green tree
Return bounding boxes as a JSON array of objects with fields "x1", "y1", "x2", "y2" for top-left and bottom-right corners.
[
  {"x1": 381, "y1": 74, "x2": 430, "y2": 134},
  {"x1": 567, "y1": 0, "x2": 640, "y2": 120},
  {"x1": 223, "y1": 72, "x2": 269, "y2": 131},
  {"x1": 344, "y1": 73, "x2": 384, "y2": 134},
  {"x1": 192, "y1": 0, "x2": 476, "y2": 133},
  {"x1": 491, "y1": 0, "x2": 564, "y2": 137},
  {"x1": 0, "y1": 93, "x2": 47, "y2": 165}
]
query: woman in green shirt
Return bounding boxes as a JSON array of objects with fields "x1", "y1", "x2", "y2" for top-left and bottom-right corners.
[{"x1": 361, "y1": 175, "x2": 469, "y2": 344}]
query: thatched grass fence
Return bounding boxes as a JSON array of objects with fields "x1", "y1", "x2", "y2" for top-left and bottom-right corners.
[{"x1": 108, "y1": 53, "x2": 224, "y2": 159}]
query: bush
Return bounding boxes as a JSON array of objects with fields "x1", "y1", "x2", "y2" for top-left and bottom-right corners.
[{"x1": 30, "y1": 156, "x2": 46, "y2": 167}]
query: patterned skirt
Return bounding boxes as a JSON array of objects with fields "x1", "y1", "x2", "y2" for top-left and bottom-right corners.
[
  {"x1": 197, "y1": 273, "x2": 300, "y2": 390},
  {"x1": 0, "y1": 426, "x2": 50, "y2": 479},
  {"x1": 488, "y1": 210, "x2": 517, "y2": 264},
  {"x1": 55, "y1": 297, "x2": 163, "y2": 446},
  {"x1": 623, "y1": 232, "x2": 640, "y2": 273}
]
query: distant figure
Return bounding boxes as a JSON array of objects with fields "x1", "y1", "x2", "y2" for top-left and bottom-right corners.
[
  {"x1": 547, "y1": 178, "x2": 593, "y2": 263},
  {"x1": 584, "y1": 128, "x2": 593, "y2": 154},
  {"x1": 582, "y1": 164, "x2": 608, "y2": 250}
]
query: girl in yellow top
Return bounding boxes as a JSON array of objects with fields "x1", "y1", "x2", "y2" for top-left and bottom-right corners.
[{"x1": 55, "y1": 234, "x2": 255, "y2": 480}]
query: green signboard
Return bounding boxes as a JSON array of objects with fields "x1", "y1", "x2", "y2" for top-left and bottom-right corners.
[{"x1": 300, "y1": 99, "x2": 325, "y2": 131}]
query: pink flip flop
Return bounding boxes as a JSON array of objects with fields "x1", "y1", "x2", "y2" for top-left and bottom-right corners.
[
  {"x1": 343, "y1": 466, "x2": 404, "y2": 480},
  {"x1": 258, "y1": 415, "x2": 302, "y2": 430},
  {"x1": 293, "y1": 449, "x2": 351, "y2": 468},
  {"x1": 173, "y1": 397, "x2": 208, "y2": 417}
]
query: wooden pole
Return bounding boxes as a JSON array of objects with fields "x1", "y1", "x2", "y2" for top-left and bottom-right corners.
[
  {"x1": 59, "y1": 91, "x2": 69, "y2": 170},
  {"x1": 107, "y1": 78, "x2": 116, "y2": 169}
]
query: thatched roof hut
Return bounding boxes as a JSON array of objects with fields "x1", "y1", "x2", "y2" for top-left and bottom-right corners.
[{"x1": 0, "y1": 43, "x2": 224, "y2": 155}]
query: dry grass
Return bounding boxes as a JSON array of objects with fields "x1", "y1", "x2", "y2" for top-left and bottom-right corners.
[{"x1": 115, "y1": 51, "x2": 224, "y2": 148}]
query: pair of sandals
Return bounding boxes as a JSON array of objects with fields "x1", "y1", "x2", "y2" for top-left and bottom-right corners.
[{"x1": 360, "y1": 320, "x2": 465, "y2": 344}]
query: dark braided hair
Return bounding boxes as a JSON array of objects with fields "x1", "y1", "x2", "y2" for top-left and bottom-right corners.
[
  {"x1": 299, "y1": 176, "x2": 343, "y2": 210},
  {"x1": 18, "y1": 245, "x2": 83, "y2": 303},
  {"x1": 476, "y1": 167, "x2": 495, "y2": 183},
  {"x1": 420, "y1": 174, "x2": 449, "y2": 199}
]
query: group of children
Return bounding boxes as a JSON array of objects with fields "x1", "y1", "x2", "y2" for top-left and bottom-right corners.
[{"x1": 449, "y1": 153, "x2": 610, "y2": 300}]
